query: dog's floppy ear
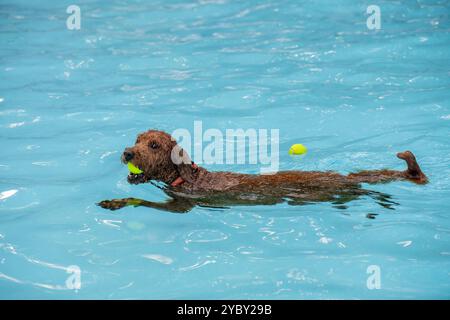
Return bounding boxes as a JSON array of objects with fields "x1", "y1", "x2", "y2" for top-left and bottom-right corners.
[{"x1": 171, "y1": 144, "x2": 198, "y2": 183}]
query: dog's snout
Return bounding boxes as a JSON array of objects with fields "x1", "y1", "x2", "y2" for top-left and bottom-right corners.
[{"x1": 123, "y1": 149, "x2": 134, "y2": 162}]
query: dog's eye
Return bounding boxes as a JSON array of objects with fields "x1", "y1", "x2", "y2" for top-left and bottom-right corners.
[{"x1": 149, "y1": 142, "x2": 159, "y2": 149}]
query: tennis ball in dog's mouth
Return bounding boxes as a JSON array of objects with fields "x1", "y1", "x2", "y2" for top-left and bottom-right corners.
[
  {"x1": 289, "y1": 144, "x2": 307, "y2": 155},
  {"x1": 127, "y1": 162, "x2": 143, "y2": 174}
]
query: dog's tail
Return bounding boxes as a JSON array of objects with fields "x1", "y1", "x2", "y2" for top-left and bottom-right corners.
[
  {"x1": 396, "y1": 151, "x2": 428, "y2": 184},
  {"x1": 347, "y1": 150, "x2": 427, "y2": 185}
]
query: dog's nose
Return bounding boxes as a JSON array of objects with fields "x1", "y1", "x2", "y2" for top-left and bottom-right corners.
[{"x1": 123, "y1": 150, "x2": 134, "y2": 162}]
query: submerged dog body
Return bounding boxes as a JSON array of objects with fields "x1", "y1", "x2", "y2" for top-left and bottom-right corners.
[{"x1": 99, "y1": 130, "x2": 427, "y2": 213}]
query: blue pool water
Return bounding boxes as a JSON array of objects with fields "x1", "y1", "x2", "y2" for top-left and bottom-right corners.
[{"x1": 1, "y1": 0, "x2": 450, "y2": 299}]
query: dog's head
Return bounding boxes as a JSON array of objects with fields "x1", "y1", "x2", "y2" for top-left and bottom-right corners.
[{"x1": 121, "y1": 130, "x2": 196, "y2": 185}]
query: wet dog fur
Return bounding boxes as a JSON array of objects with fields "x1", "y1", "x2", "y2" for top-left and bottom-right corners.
[{"x1": 99, "y1": 130, "x2": 427, "y2": 213}]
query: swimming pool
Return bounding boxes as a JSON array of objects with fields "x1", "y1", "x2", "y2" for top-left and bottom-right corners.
[{"x1": 1, "y1": 0, "x2": 449, "y2": 299}]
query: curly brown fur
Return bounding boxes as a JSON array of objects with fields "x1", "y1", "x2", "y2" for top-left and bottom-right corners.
[{"x1": 99, "y1": 130, "x2": 427, "y2": 213}]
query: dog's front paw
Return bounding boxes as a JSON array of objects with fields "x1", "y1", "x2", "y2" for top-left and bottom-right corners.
[{"x1": 97, "y1": 199, "x2": 129, "y2": 210}]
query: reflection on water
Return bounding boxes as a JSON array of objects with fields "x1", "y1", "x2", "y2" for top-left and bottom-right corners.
[{"x1": 98, "y1": 184, "x2": 401, "y2": 214}]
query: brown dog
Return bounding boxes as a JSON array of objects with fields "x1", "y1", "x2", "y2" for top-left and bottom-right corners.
[{"x1": 98, "y1": 130, "x2": 427, "y2": 213}]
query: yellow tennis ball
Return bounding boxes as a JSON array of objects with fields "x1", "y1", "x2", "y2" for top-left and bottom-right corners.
[
  {"x1": 289, "y1": 143, "x2": 307, "y2": 155},
  {"x1": 127, "y1": 162, "x2": 143, "y2": 174}
]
